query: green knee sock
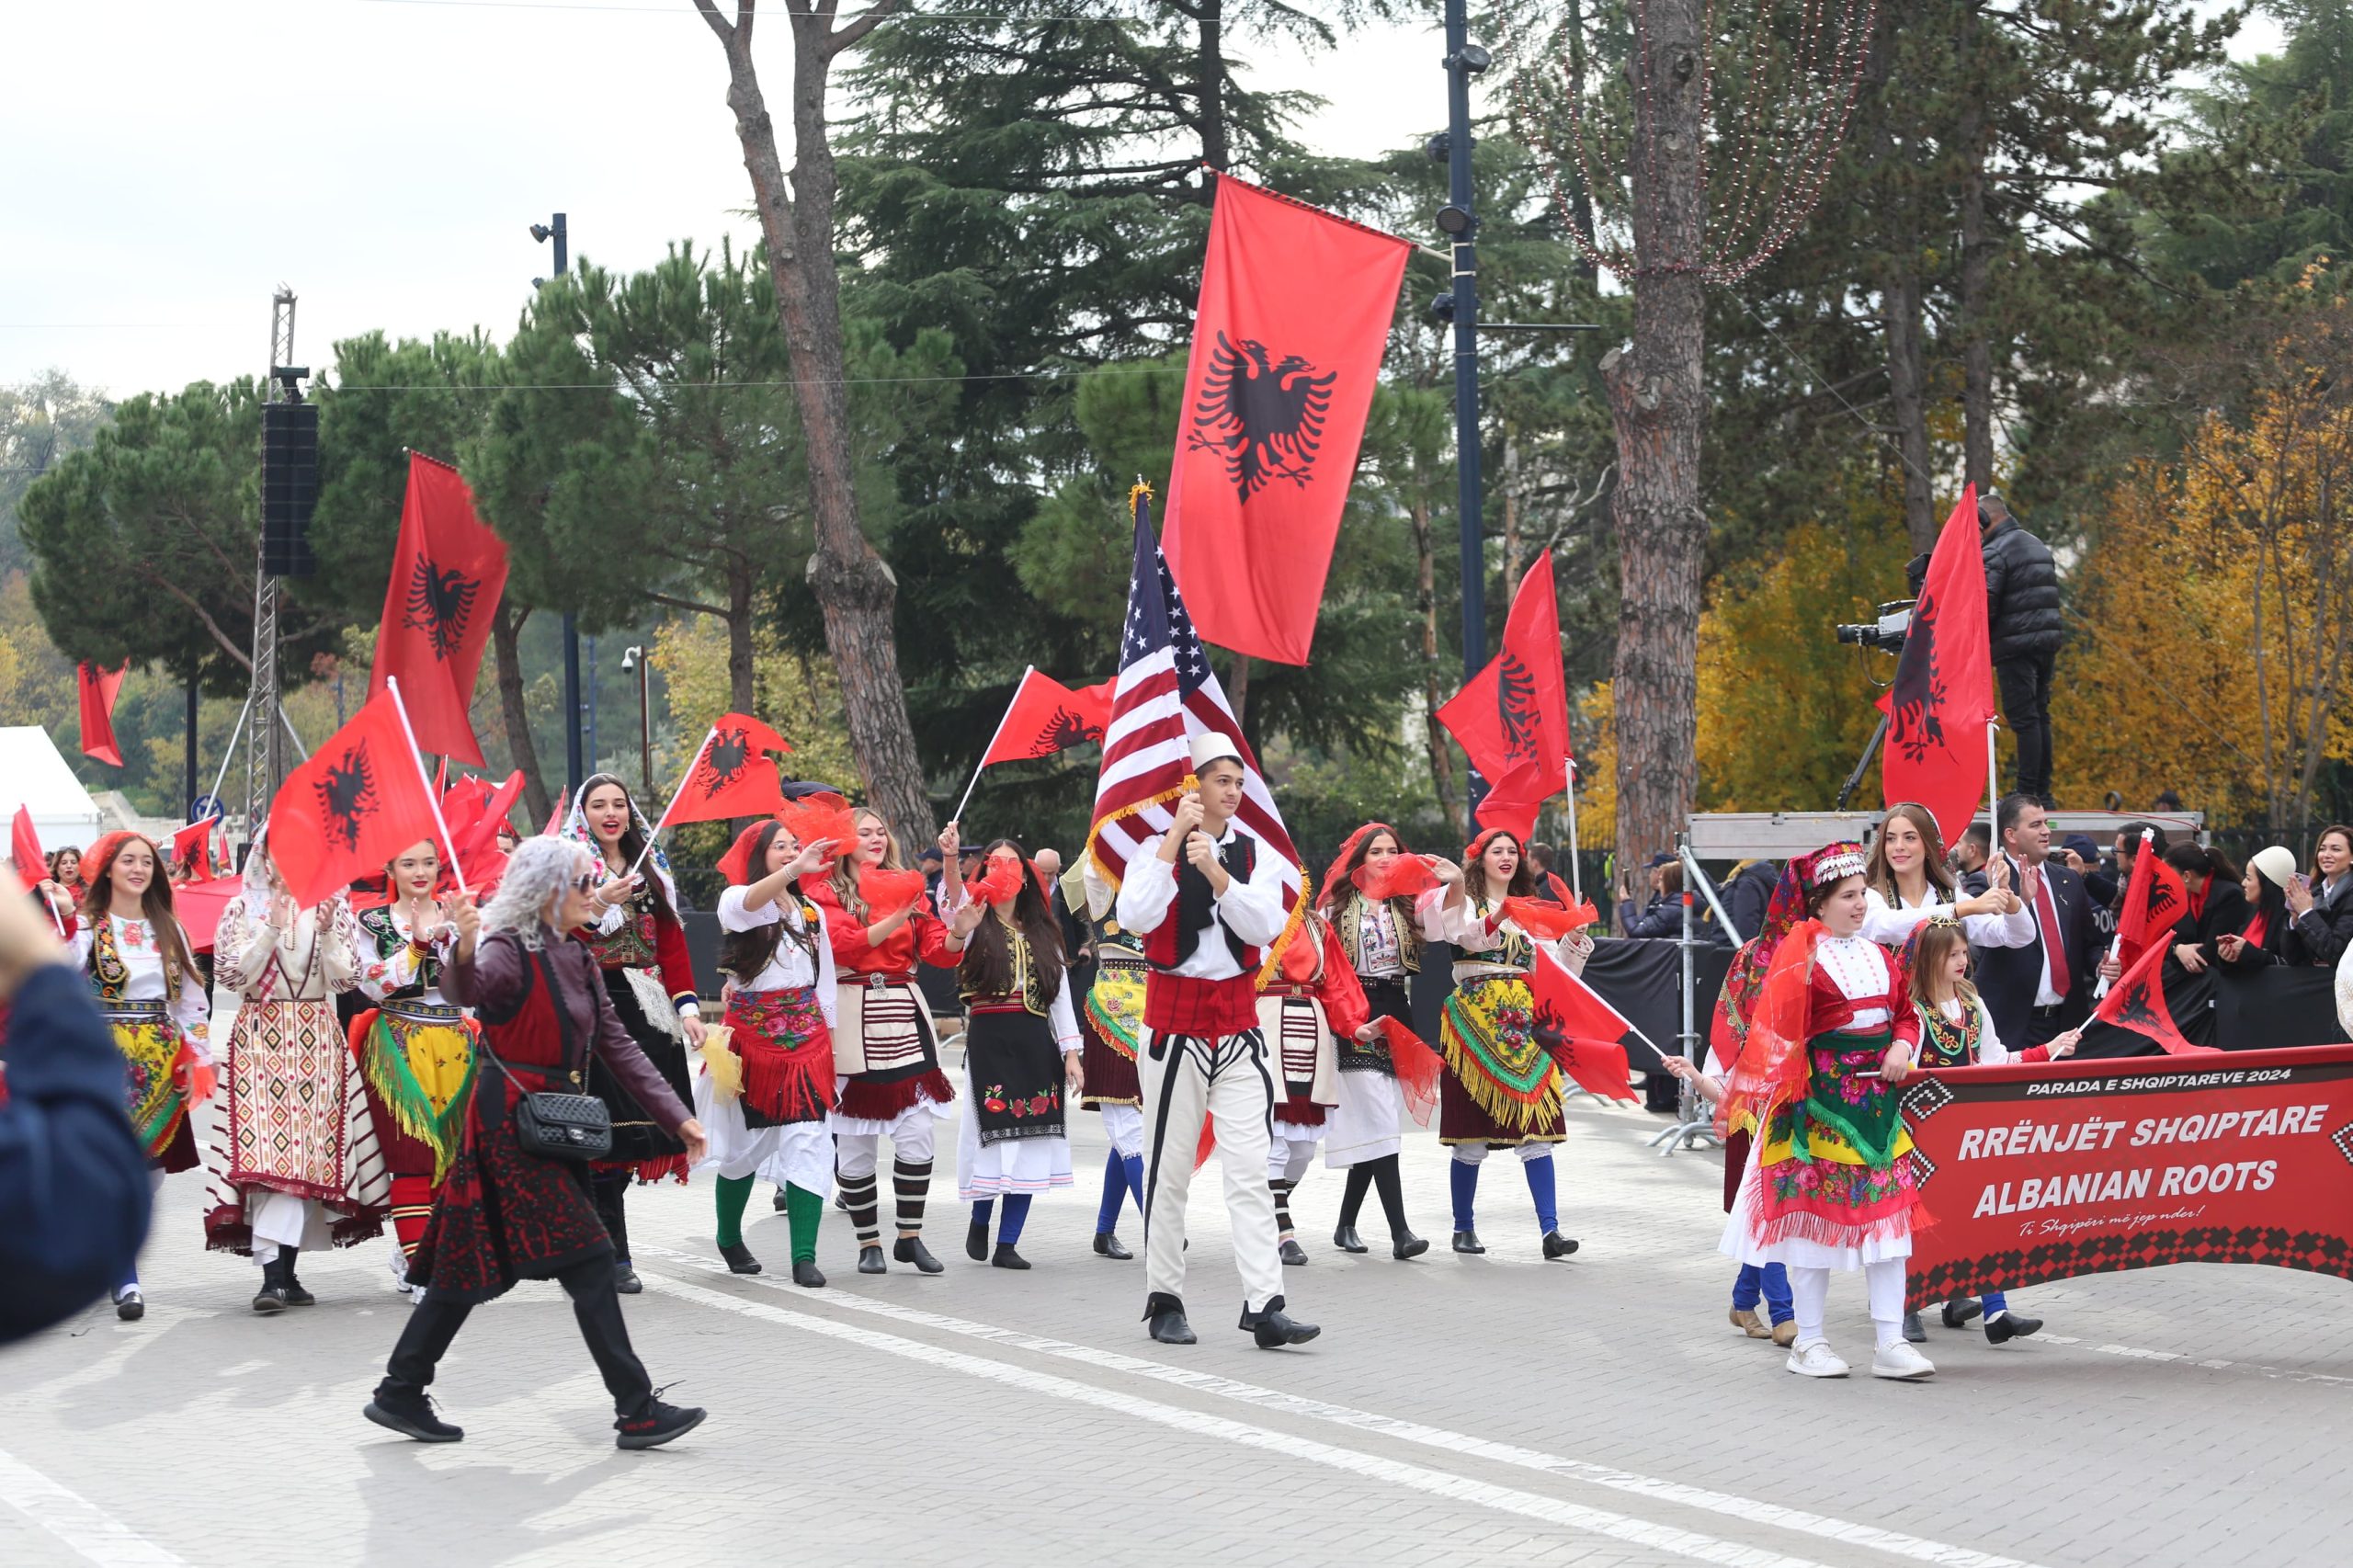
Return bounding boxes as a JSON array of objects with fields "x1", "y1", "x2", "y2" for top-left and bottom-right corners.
[
  {"x1": 715, "y1": 1173, "x2": 756, "y2": 1248},
  {"x1": 786, "y1": 1184, "x2": 823, "y2": 1263}
]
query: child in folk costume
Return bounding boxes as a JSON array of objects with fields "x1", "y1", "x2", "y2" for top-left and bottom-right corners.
[
  {"x1": 1116, "y1": 732, "x2": 1319, "y2": 1350},
  {"x1": 1421, "y1": 827, "x2": 1591, "y2": 1261},
  {"x1": 1317, "y1": 824, "x2": 1438, "y2": 1260},
  {"x1": 353, "y1": 839, "x2": 479, "y2": 1301},
  {"x1": 1719, "y1": 843, "x2": 1934, "y2": 1381},
  {"x1": 1904, "y1": 915, "x2": 2077, "y2": 1345},
  {"x1": 1259, "y1": 903, "x2": 1375, "y2": 1267},
  {"x1": 805, "y1": 807, "x2": 967, "y2": 1275},
  {"x1": 1074, "y1": 871, "x2": 1148, "y2": 1260},
  {"x1": 72, "y1": 831, "x2": 211, "y2": 1322},
  {"x1": 706, "y1": 821, "x2": 840, "y2": 1288},
  {"x1": 953, "y1": 840, "x2": 1085, "y2": 1269},
  {"x1": 200, "y1": 835, "x2": 387, "y2": 1312},
  {"x1": 565, "y1": 775, "x2": 707, "y2": 1295}
]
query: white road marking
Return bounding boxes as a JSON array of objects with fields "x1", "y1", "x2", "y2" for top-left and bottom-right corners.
[
  {"x1": 2032, "y1": 1334, "x2": 2353, "y2": 1386},
  {"x1": 0, "y1": 1446, "x2": 193, "y2": 1568},
  {"x1": 638, "y1": 1268, "x2": 1836, "y2": 1568},
  {"x1": 638, "y1": 1245, "x2": 2052, "y2": 1568}
]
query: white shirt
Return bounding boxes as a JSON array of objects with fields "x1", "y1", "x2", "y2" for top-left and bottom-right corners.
[
  {"x1": 1860, "y1": 881, "x2": 2036, "y2": 952},
  {"x1": 1415, "y1": 889, "x2": 1591, "y2": 975},
  {"x1": 357, "y1": 904, "x2": 460, "y2": 1007},
  {"x1": 1815, "y1": 933, "x2": 1893, "y2": 1028},
  {"x1": 1114, "y1": 821, "x2": 1287, "y2": 982},
  {"x1": 2014, "y1": 858, "x2": 2066, "y2": 1008},
  {"x1": 72, "y1": 915, "x2": 212, "y2": 1057},
  {"x1": 718, "y1": 885, "x2": 838, "y2": 1027}
]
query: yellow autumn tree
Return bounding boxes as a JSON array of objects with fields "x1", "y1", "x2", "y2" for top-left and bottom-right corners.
[{"x1": 649, "y1": 616, "x2": 859, "y2": 795}]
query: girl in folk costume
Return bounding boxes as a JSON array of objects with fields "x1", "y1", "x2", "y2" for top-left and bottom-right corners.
[
  {"x1": 352, "y1": 839, "x2": 479, "y2": 1301},
  {"x1": 1421, "y1": 827, "x2": 1591, "y2": 1260},
  {"x1": 1258, "y1": 901, "x2": 1377, "y2": 1267},
  {"x1": 1903, "y1": 915, "x2": 2076, "y2": 1346},
  {"x1": 805, "y1": 806, "x2": 967, "y2": 1275},
  {"x1": 1861, "y1": 801, "x2": 2031, "y2": 949},
  {"x1": 952, "y1": 840, "x2": 1084, "y2": 1270},
  {"x1": 1074, "y1": 874, "x2": 1148, "y2": 1260},
  {"x1": 1317, "y1": 824, "x2": 1438, "y2": 1260},
  {"x1": 1719, "y1": 843, "x2": 1934, "y2": 1381},
  {"x1": 564, "y1": 774, "x2": 707, "y2": 1294},
  {"x1": 706, "y1": 821, "x2": 838, "y2": 1288},
  {"x1": 200, "y1": 835, "x2": 387, "y2": 1311},
  {"x1": 72, "y1": 831, "x2": 211, "y2": 1322}
]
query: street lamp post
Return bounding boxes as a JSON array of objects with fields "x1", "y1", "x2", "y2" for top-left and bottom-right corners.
[
  {"x1": 621, "y1": 645, "x2": 652, "y2": 794},
  {"x1": 530, "y1": 211, "x2": 584, "y2": 795}
]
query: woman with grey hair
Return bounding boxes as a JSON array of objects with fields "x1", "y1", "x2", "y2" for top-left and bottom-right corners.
[{"x1": 364, "y1": 836, "x2": 710, "y2": 1450}]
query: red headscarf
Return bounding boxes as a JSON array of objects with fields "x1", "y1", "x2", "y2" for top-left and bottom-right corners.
[
  {"x1": 1318, "y1": 822, "x2": 1398, "y2": 913},
  {"x1": 717, "y1": 820, "x2": 782, "y2": 888}
]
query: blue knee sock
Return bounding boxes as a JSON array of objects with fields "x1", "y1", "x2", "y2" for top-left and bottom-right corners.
[
  {"x1": 1523, "y1": 1153, "x2": 1559, "y2": 1234},
  {"x1": 1762, "y1": 1261, "x2": 1794, "y2": 1324},
  {"x1": 1983, "y1": 1289, "x2": 2008, "y2": 1315},
  {"x1": 1121, "y1": 1151, "x2": 1144, "y2": 1209},
  {"x1": 1449, "y1": 1158, "x2": 1479, "y2": 1232},
  {"x1": 971, "y1": 1199, "x2": 995, "y2": 1231},
  {"x1": 1732, "y1": 1263, "x2": 1763, "y2": 1311},
  {"x1": 999, "y1": 1193, "x2": 1033, "y2": 1247},
  {"x1": 1096, "y1": 1150, "x2": 1128, "y2": 1234}
]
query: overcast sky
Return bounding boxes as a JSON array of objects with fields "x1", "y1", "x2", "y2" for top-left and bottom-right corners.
[{"x1": 2, "y1": 1, "x2": 2281, "y2": 401}]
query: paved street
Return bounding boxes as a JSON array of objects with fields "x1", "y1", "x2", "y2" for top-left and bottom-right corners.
[{"x1": 6, "y1": 1073, "x2": 2347, "y2": 1568}]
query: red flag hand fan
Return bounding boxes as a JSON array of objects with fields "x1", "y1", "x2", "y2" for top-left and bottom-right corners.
[
  {"x1": 859, "y1": 868, "x2": 928, "y2": 921},
  {"x1": 964, "y1": 859, "x2": 1025, "y2": 908},
  {"x1": 1501, "y1": 896, "x2": 1601, "y2": 941},
  {"x1": 1377, "y1": 1017, "x2": 1444, "y2": 1126},
  {"x1": 775, "y1": 793, "x2": 857, "y2": 865},
  {"x1": 1353, "y1": 854, "x2": 1440, "y2": 902}
]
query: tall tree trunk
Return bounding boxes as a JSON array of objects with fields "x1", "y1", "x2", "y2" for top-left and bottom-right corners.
[
  {"x1": 1956, "y1": 6, "x2": 1995, "y2": 493},
  {"x1": 1195, "y1": 0, "x2": 1229, "y2": 177},
  {"x1": 1565, "y1": 0, "x2": 1598, "y2": 284},
  {"x1": 1501, "y1": 433, "x2": 1522, "y2": 583},
  {"x1": 1227, "y1": 653, "x2": 1251, "y2": 734},
  {"x1": 727, "y1": 556, "x2": 757, "y2": 718},
  {"x1": 696, "y1": 0, "x2": 935, "y2": 840},
  {"x1": 1411, "y1": 497, "x2": 1463, "y2": 838},
  {"x1": 1601, "y1": 0, "x2": 1710, "y2": 872},
  {"x1": 491, "y1": 602, "x2": 551, "y2": 824},
  {"x1": 1883, "y1": 264, "x2": 1937, "y2": 553}
]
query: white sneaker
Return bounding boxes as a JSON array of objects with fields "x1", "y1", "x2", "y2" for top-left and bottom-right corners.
[
  {"x1": 1785, "y1": 1340, "x2": 1848, "y2": 1378},
  {"x1": 1871, "y1": 1340, "x2": 1936, "y2": 1380}
]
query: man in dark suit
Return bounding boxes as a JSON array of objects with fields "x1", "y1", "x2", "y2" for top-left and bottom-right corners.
[{"x1": 1964, "y1": 795, "x2": 2098, "y2": 1051}]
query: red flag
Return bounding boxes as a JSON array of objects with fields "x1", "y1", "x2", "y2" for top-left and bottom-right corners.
[
  {"x1": 1439, "y1": 555, "x2": 1571, "y2": 812},
  {"x1": 662, "y1": 714, "x2": 790, "y2": 828},
  {"x1": 267, "y1": 692, "x2": 443, "y2": 907},
  {"x1": 1161, "y1": 174, "x2": 1412, "y2": 665},
  {"x1": 446, "y1": 770, "x2": 526, "y2": 888},
  {"x1": 77, "y1": 662, "x2": 127, "y2": 767},
  {"x1": 1528, "y1": 945, "x2": 1642, "y2": 1102},
  {"x1": 1879, "y1": 488, "x2": 1995, "y2": 843},
  {"x1": 169, "y1": 818, "x2": 216, "y2": 879},
  {"x1": 2114, "y1": 837, "x2": 2191, "y2": 969},
  {"x1": 2092, "y1": 936, "x2": 2211, "y2": 1055},
  {"x1": 980, "y1": 669, "x2": 1115, "y2": 766},
  {"x1": 10, "y1": 806, "x2": 44, "y2": 884},
  {"x1": 173, "y1": 876, "x2": 242, "y2": 953},
  {"x1": 369, "y1": 451, "x2": 509, "y2": 766}
]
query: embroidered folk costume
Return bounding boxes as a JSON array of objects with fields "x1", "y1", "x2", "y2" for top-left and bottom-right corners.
[
  {"x1": 1720, "y1": 843, "x2": 1932, "y2": 1380},
  {"x1": 1258, "y1": 910, "x2": 1367, "y2": 1265},
  {"x1": 1708, "y1": 860, "x2": 1809, "y2": 1344},
  {"x1": 1077, "y1": 900, "x2": 1149, "y2": 1256},
  {"x1": 200, "y1": 849, "x2": 388, "y2": 1308},
  {"x1": 353, "y1": 898, "x2": 479, "y2": 1290}
]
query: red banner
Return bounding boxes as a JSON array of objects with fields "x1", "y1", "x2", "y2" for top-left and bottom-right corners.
[
  {"x1": 1439, "y1": 554, "x2": 1572, "y2": 824},
  {"x1": 369, "y1": 451, "x2": 508, "y2": 766},
  {"x1": 78, "y1": 661, "x2": 127, "y2": 767},
  {"x1": 1900, "y1": 1046, "x2": 2353, "y2": 1311}
]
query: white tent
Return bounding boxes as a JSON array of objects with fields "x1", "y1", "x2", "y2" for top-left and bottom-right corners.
[{"x1": 0, "y1": 725, "x2": 105, "y2": 866}]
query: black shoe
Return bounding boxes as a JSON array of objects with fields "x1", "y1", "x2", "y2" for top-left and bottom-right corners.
[
  {"x1": 1392, "y1": 1231, "x2": 1429, "y2": 1260},
  {"x1": 992, "y1": 1243, "x2": 1030, "y2": 1270},
  {"x1": 615, "y1": 1399, "x2": 707, "y2": 1450},
  {"x1": 1985, "y1": 1309, "x2": 2043, "y2": 1345},
  {"x1": 857, "y1": 1245, "x2": 888, "y2": 1275},
  {"x1": 718, "y1": 1241, "x2": 762, "y2": 1276},
  {"x1": 1541, "y1": 1231, "x2": 1580, "y2": 1261},
  {"x1": 1903, "y1": 1310, "x2": 1927, "y2": 1344},
  {"x1": 774, "y1": 1187, "x2": 791, "y2": 1212},
  {"x1": 252, "y1": 1284, "x2": 290, "y2": 1314},
  {"x1": 1279, "y1": 1239, "x2": 1310, "y2": 1267},
  {"x1": 1093, "y1": 1231, "x2": 1132, "y2": 1260},
  {"x1": 113, "y1": 1286, "x2": 144, "y2": 1322},
  {"x1": 364, "y1": 1386, "x2": 464, "y2": 1444},
  {"x1": 1143, "y1": 1290, "x2": 1195, "y2": 1345},
  {"x1": 1451, "y1": 1230, "x2": 1484, "y2": 1255},
  {"x1": 1240, "y1": 1293, "x2": 1322, "y2": 1349},
  {"x1": 613, "y1": 1263, "x2": 642, "y2": 1295},
  {"x1": 282, "y1": 1276, "x2": 316, "y2": 1307},
  {"x1": 791, "y1": 1259, "x2": 826, "y2": 1290},
  {"x1": 1940, "y1": 1295, "x2": 1984, "y2": 1330},
  {"x1": 895, "y1": 1236, "x2": 944, "y2": 1275},
  {"x1": 965, "y1": 1221, "x2": 990, "y2": 1262},
  {"x1": 1332, "y1": 1224, "x2": 1369, "y2": 1255}
]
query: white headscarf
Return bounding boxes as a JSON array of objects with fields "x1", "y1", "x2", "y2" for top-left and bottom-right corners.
[{"x1": 561, "y1": 771, "x2": 679, "y2": 907}]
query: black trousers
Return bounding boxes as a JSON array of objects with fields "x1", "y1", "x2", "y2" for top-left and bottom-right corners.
[
  {"x1": 382, "y1": 1253, "x2": 653, "y2": 1416},
  {"x1": 1995, "y1": 650, "x2": 2057, "y2": 801}
]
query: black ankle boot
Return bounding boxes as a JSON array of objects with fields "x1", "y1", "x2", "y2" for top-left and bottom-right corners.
[
  {"x1": 1332, "y1": 1224, "x2": 1368, "y2": 1255},
  {"x1": 895, "y1": 1235, "x2": 945, "y2": 1274},
  {"x1": 965, "y1": 1220, "x2": 990, "y2": 1262},
  {"x1": 1143, "y1": 1290, "x2": 1195, "y2": 1345},
  {"x1": 279, "y1": 1245, "x2": 315, "y2": 1305},
  {"x1": 1239, "y1": 1293, "x2": 1322, "y2": 1349}
]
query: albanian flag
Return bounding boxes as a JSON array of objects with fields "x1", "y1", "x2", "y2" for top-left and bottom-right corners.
[
  {"x1": 1162, "y1": 174, "x2": 1411, "y2": 665},
  {"x1": 1528, "y1": 945, "x2": 1641, "y2": 1102},
  {"x1": 369, "y1": 451, "x2": 509, "y2": 767},
  {"x1": 77, "y1": 662, "x2": 127, "y2": 767},
  {"x1": 443, "y1": 769, "x2": 526, "y2": 892},
  {"x1": 980, "y1": 668, "x2": 1115, "y2": 767},
  {"x1": 2113, "y1": 833, "x2": 2191, "y2": 969},
  {"x1": 2091, "y1": 936, "x2": 2208, "y2": 1056},
  {"x1": 1439, "y1": 554, "x2": 1571, "y2": 817},
  {"x1": 267, "y1": 692, "x2": 442, "y2": 908},
  {"x1": 1879, "y1": 488, "x2": 1995, "y2": 844},
  {"x1": 169, "y1": 817, "x2": 220, "y2": 880},
  {"x1": 662, "y1": 713, "x2": 790, "y2": 828},
  {"x1": 10, "y1": 805, "x2": 42, "y2": 884}
]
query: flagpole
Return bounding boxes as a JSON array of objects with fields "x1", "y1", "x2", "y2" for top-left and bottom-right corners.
[
  {"x1": 386, "y1": 677, "x2": 472, "y2": 899},
  {"x1": 952, "y1": 665, "x2": 1033, "y2": 829},
  {"x1": 630, "y1": 724, "x2": 718, "y2": 876},
  {"x1": 1563, "y1": 756, "x2": 1583, "y2": 901}
]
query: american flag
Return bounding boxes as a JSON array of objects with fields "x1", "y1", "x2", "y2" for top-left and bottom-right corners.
[{"x1": 1086, "y1": 491, "x2": 1303, "y2": 958}]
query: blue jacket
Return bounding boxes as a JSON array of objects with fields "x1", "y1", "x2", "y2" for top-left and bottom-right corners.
[{"x1": 1, "y1": 964, "x2": 154, "y2": 1343}]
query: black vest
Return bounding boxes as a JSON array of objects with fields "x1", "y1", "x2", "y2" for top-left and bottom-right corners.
[{"x1": 1159, "y1": 830, "x2": 1257, "y2": 971}]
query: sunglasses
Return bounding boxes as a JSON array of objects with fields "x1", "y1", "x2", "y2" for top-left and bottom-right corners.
[{"x1": 572, "y1": 873, "x2": 598, "y2": 894}]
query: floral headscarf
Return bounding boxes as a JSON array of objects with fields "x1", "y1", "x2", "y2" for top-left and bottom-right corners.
[{"x1": 561, "y1": 771, "x2": 678, "y2": 907}]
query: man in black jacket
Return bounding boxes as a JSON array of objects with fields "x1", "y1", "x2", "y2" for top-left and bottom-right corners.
[
  {"x1": 1964, "y1": 795, "x2": 2098, "y2": 1050},
  {"x1": 1981, "y1": 493, "x2": 2065, "y2": 806}
]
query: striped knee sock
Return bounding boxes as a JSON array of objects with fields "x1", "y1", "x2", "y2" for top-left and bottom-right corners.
[
  {"x1": 892, "y1": 1158, "x2": 931, "y2": 1236},
  {"x1": 839, "y1": 1167, "x2": 881, "y2": 1246},
  {"x1": 1270, "y1": 1178, "x2": 1297, "y2": 1243}
]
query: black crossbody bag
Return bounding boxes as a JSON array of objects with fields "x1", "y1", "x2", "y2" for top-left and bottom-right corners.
[{"x1": 478, "y1": 945, "x2": 613, "y2": 1163}]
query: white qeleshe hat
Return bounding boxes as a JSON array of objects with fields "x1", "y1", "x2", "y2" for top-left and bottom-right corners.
[
  {"x1": 2250, "y1": 845, "x2": 2299, "y2": 889},
  {"x1": 1189, "y1": 731, "x2": 1243, "y2": 773}
]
